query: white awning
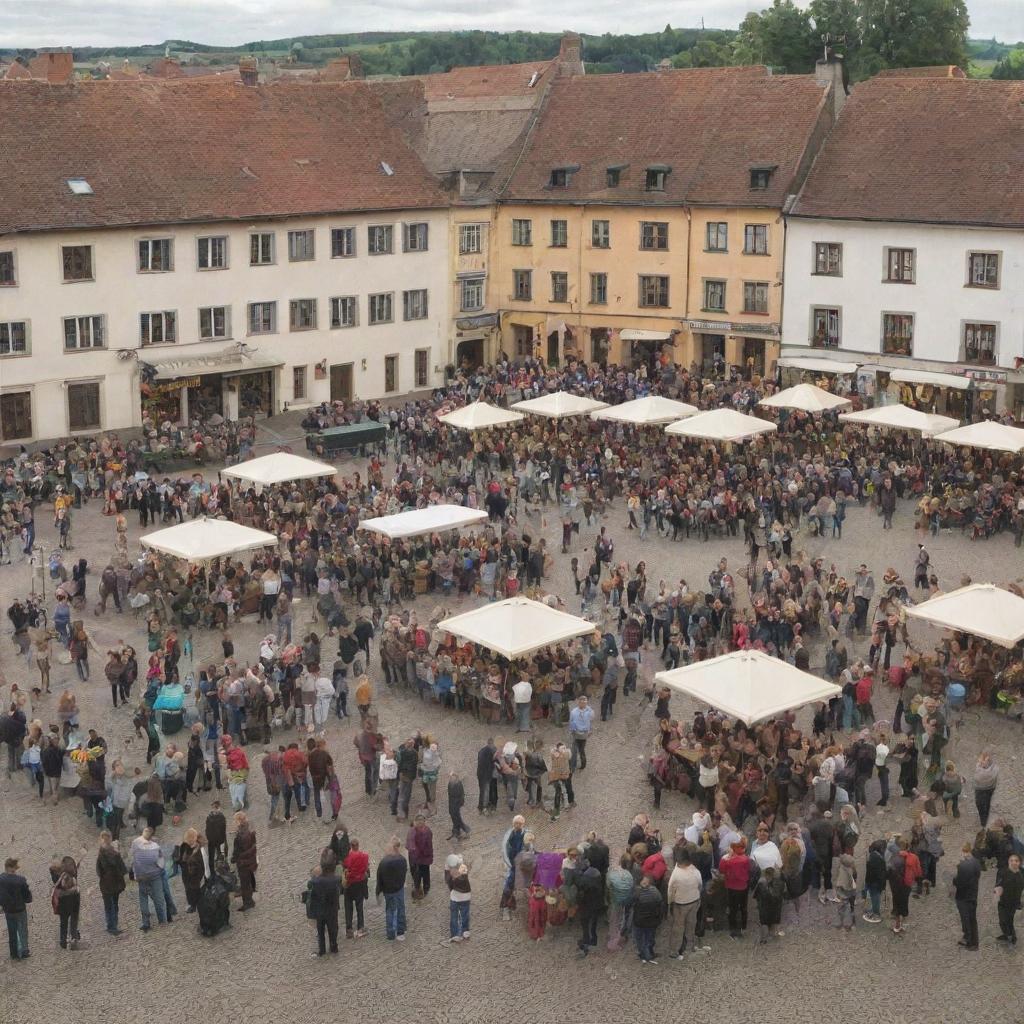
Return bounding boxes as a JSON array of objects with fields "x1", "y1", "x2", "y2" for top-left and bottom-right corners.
[
  {"x1": 222, "y1": 453, "x2": 336, "y2": 486},
  {"x1": 905, "y1": 583, "x2": 1024, "y2": 648},
  {"x1": 665, "y1": 407, "x2": 778, "y2": 443},
  {"x1": 358, "y1": 505, "x2": 488, "y2": 539},
  {"x1": 932, "y1": 420, "x2": 1024, "y2": 453},
  {"x1": 758, "y1": 383, "x2": 851, "y2": 413},
  {"x1": 889, "y1": 368, "x2": 970, "y2": 391},
  {"x1": 592, "y1": 395, "x2": 697, "y2": 425},
  {"x1": 777, "y1": 356, "x2": 859, "y2": 374},
  {"x1": 140, "y1": 517, "x2": 277, "y2": 562},
  {"x1": 511, "y1": 392, "x2": 608, "y2": 419},
  {"x1": 839, "y1": 404, "x2": 960, "y2": 435},
  {"x1": 437, "y1": 402, "x2": 525, "y2": 430},
  {"x1": 150, "y1": 354, "x2": 284, "y2": 381},
  {"x1": 620, "y1": 329, "x2": 673, "y2": 342}
]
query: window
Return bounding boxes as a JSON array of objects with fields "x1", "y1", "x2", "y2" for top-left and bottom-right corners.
[
  {"x1": 967, "y1": 252, "x2": 999, "y2": 289},
  {"x1": 459, "y1": 224, "x2": 482, "y2": 255},
  {"x1": 292, "y1": 366, "x2": 307, "y2": 401},
  {"x1": 640, "y1": 221, "x2": 669, "y2": 251},
  {"x1": 0, "y1": 392, "x2": 32, "y2": 441},
  {"x1": 0, "y1": 251, "x2": 15, "y2": 286},
  {"x1": 460, "y1": 277, "x2": 484, "y2": 312},
  {"x1": 67, "y1": 382, "x2": 100, "y2": 431},
  {"x1": 882, "y1": 312, "x2": 914, "y2": 355},
  {"x1": 703, "y1": 279, "x2": 726, "y2": 311},
  {"x1": 743, "y1": 282, "x2": 769, "y2": 314},
  {"x1": 249, "y1": 232, "x2": 274, "y2": 266},
  {"x1": 384, "y1": 354, "x2": 399, "y2": 393},
  {"x1": 67, "y1": 178, "x2": 93, "y2": 195},
  {"x1": 63, "y1": 315, "x2": 104, "y2": 350},
  {"x1": 511, "y1": 219, "x2": 532, "y2": 246},
  {"x1": 403, "y1": 289, "x2": 428, "y2": 321},
  {"x1": 639, "y1": 275, "x2": 669, "y2": 308},
  {"x1": 743, "y1": 224, "x2": 769, "y2": 255},
  {"x1": 551, "y1": 271, "x2": 568, "y2": 303},
  {"x1": 247, "y1": 301, "x2": 277, "y2": 335},
  {"x1": 813, "y1": 242, "x2": 842, "y2": 276},
  {"x1": 197, "y1": 236, "x2": 227, "y2": 270},
  {"x1": 549, "y1": 168, "x2": 569, "y2": 187},
  {"x1": 550, "y1": 220, "x2": 568, "y2": 248},
  {"x1": 368, "y1": 225, "x2": 393, "y2": 255},
  {"x1": 289, "y1": 298, "x2": 317, "y2": 331},
  {"x1": 138, "y1": 238, "x2": 173, "y2": 272},
  {"x1": 645, "y1": 167, "x2": 669, "y2": 191},
  {"x1": 590, "y1": 273, "x2": 607, "y2": 305},
  {"x1": 513, "y1": 270, "x2": 532, "y2": 301},
  {"x1": 287, "y1": 229, "x2": 315, "y2": 262},
  {"x1": 415, "y1": 349, "x2": 429, "y2": 388},
  {"x1": 61, "y1": 245, "x2": 93, "y2": 282},
  {"x1": 368, "y1": 293, "x2": 393, "y2": 325},
  {"x1": 403, "y1": 223, "x2": 429, "y2": 253},
  {"x1": 705, "y1": 222, "x2": 728, "y2": 252},
  {"x1": 0, "y1": 321, "x2": 28, "y2": 356},
  {"x1": 606, "y1": 166, "x2": 623, "y2": 188},
  {"x1": 331, "y1": 227, "x2": 356, "y2": 258},
  {"x1": 885, "y1": 248, "x2": 914, "y2": 283},
  {"x1": 812, "y1": 307, "x2": 841, "y2": 349},
  {"x1": 199, "y1": 306, "x2": 230, "y2": 340},
  {"x1": 139, "y1": 311, "x2": 176, "y2": 346},
  {"x1": 591, "y1": 220, "x2": 610, "y2": 249},
  {"x1": 963, "y1": 322, "x2": 997, "y2": 366},
  {"x1": 330, "y1": 296, "x2": 357, "y2": 329},
  {"x1": 750, "y1": 167, "x2": 774, "y2": 190}
]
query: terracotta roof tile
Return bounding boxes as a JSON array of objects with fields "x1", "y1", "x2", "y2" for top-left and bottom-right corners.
[
  {"x1": 791, "y1": 78, "x2": 1024, "y2": 227},
  {"x1": 874, "y1": 65, "x2": 965, "y2": 78},
  {"x1": 416, "y1": 60, "x2": 554, "y2": 101},
  {"x1": 0, "y1": 79, "x2": 447, "y2": 235}
]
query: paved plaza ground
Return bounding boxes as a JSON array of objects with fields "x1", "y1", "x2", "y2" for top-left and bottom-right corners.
[{"x1": 1, "y1": 422, "x2": 1022, "y2": 1024}]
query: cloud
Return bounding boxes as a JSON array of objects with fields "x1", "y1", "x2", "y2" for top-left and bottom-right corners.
[{"x1": 2, "y1": 0, "x2": 1017, "y2": 50}]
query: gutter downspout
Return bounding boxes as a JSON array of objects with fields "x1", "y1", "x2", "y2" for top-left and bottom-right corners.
[{"x1": 683, "y1": 205, "x2": 693, "y2": 371}]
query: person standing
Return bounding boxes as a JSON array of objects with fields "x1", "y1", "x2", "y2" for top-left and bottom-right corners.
[
  {"x1": 376, "y1": 837, "x2": 408, "y2": 942},
  {"x1": 973, "y1": 752, "x2": 999, "y2": 828},
  {"x1": 444, "y1": 853, "x2": 472, "y2": 944},
  {"x1": 406, "y1": 814, "x2": 434, "y2": 900},
  {"x1": 130, "y1": 827, "x2": 167, "y2": 931},
  {"x1": 446, "y1": 770, "x2": 470, "y2": 841},
  {"x1": 952, "y1": 843, "x2": 981, "y2": 950},
  {"x1": 205, "y1": 802, "x2": 228, "y2": 863},
  {"x1": 569, "y1": 695, "x2": 594, "y2": 771},
  {"x1": 308, "y1": 738, "x2": 334, "y2": 821},
  {"x1": 852, "y1": 565, "x2": 874, "y2": 634},
  {"x1": 512, "y1": 677, "x2": 533, "y2": 734},
  {"x1": 95, "y1": 832, "x2": 127, "y2": 935},
  {"x1": 475, "y1": 738, "x2": 497, "y2": 815},
  {"x1": 548, "y1": 741, "x2": 575, "y2": 821},
  {"x1": 342, "y1": 838, "x2": 370, "y2": 939},
  {"x1": 0, "y1": 857, "x2": 32, "y2": 960},
  {"x1": 178, "y1": 828, "x2": 208, "y2": 913},
  {"x1": 231, "y1": 812, "x2": 258, "y2": 911},
  {"x1": 666, "y1": 849, "x2": 704, "y2": 959},
  {"x1": 632, "y1": 874, "x2": 663, "y2": 964},
  {"x1": 307, "y1": 851, "x2": 342, "y2": 956},
  {"x1": 996, "y1": 853, "x2": 1023, "y2": 946},
  {"x1": 913, "y1": 543, "x2": 930, "y2": 591},
  {"x1": 720, "y1": 840, "x2": 752, "y2": 938}
]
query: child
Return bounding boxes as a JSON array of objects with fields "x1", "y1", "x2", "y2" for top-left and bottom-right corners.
[
  {"x1": 754, "y1": 865, "x2": 786, "y2": 943},
  {"x1": 444, "y1": 854, "x2": 471, "y2": 944},
  {"x1": 527, "y1": 882, "x2": 548, "y2": 941}
]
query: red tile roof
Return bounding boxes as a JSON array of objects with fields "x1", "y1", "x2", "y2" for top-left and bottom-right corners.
[
  {"x1": 0, "y1": 79, "x2": 447, "y2": 235},
  {"x1": 874, "y1": 65, "x2": 965, "y2": 79},
  {"x1": 416, "y1": 60, "x2": 555, "y2": 101},
  {"x1": 3, "y1": 62, "x2": 31, "y2": 80},
  {"x1": 27, "y1": 52, "x2": 74, "y2": 84},
  {"x1": 791, "y1": 78, "x2": 1024, "y2": 227},
  {"x1": 497, "y1": 67, "x2": 830, "y2": 208}
]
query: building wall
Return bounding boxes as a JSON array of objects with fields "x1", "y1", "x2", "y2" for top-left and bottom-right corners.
[
  {"x1": 0, "y1": 210, "x2": 449, "y2": 441},
  {"x1": 448, "y1": 206, "x2": 498, "y2": 368}
]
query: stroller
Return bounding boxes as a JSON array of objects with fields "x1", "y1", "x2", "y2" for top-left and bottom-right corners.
[{"x1": 197, "y1": 860, "x2": 237, "y2": 937}]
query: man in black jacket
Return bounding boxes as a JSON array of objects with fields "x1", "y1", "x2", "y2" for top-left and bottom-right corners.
[
  {"x1": 952, "y1": 843, "x2": 982, "y2": 950},
  {"x1": 0, "y1": 857, "x2": 32, "y2": 959},
  {"x1": 996, "y1": 853, "x2": 1023, "y2": 945},
  {"x1": 576, "y1": 862, "x2": 603, "y2": 957},
  {"x1": 476, "y1": 738, "x2": 497, "y2": 815},
  {"x1": 375, "y1": 837, "x2": 408, "y2": 941},
  {"x1": 0, "y1": 707, "x2": 27, "y2": 776},
  {"x1": 632, "y1": 874, "x2": 664, "y2": 964}
]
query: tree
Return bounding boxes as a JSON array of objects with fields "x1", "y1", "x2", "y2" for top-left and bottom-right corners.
[
  {"x1": 808, "y1": 0, "x2": 862, "y2": 64},
  {"x1": 733, "y1": 0, "x2": 816, "y2": 73},
  {"x1": 991, "y1": 48, "x2": 1024, "y2": 79},
  {"x1": 859, "y1": 0, "x2": 969, "y2": 72}
]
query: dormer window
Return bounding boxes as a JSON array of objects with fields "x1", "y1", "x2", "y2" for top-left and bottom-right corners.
[
  {"x1": 548, "y1": 165, "x2": 578, "y2": 188},
  {"x1": 750, "y1": 165, "x2": 776, "y2": 190},
  {"x1": 644, "y1": 166, "x2": 669, "y2": 191},
  {"x1": 606, "y1": 164, "x2": 627, "y2": 188}
]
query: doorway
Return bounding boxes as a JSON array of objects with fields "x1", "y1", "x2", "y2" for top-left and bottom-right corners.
[
  {"x1": 330, "y1": 363, "x2": 354, "y2": 403},
  {"x1": 741, "y1": 338, "x2": 765, "y2": 379},
  {"x1": 547, "y1": 330, "x2": 560, "y2": 366},
  {"x1": 700, "y1": 334, "x2": 725, "y2": 376},
  {"x1": 456, "y1": 338, "x2": 484, "y2": 371},
  {"x1": 590, "y1": 328, "x2": 609, "y2": 366}
]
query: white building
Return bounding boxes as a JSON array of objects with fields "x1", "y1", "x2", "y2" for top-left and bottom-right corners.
[
  {"x1": 0, "y1": 78, "x2": 449, "y2": 443},
  {"x1": 782, "y1": 75, "x2": 1024, "y2": 417}
]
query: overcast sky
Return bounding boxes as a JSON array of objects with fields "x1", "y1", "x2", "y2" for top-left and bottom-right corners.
[{"x1": 5, "y1": 0, "x2": 1022, "y2": 50}]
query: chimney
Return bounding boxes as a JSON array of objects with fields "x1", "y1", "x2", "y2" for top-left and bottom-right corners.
[
  {"x1": 28, "y1": 49, "x2": 74, "y2": 84},
  {"x1": 321, "y1": 54, "x2": 364, "y2": 82},
  {"x1": 815, "y1": 48, "x2": 847, "y2": 120},
  {"x1": 239, "y1": 55, "x2": 258, "y2": 87},
  {"x1": 557, "y1": 32, "x2": 584, "y2": 77}
]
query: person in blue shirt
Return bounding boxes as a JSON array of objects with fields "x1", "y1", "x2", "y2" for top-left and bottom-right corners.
[{"x1": 568, "y1": 695, "x2": 594, "y2": 771}]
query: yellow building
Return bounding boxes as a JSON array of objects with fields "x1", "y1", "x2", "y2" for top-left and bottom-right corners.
[{"x1": 491, "y1": 66, "x2": 835, "y2": 376}]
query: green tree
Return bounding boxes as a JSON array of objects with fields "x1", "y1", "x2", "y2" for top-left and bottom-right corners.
[
  {"x1": 991, "y1": 47, "x2": 1024, "y2": 78},
  {"x1": 808, "y1": 0, "x2": 862, "y2": 62},
  {"x1": 733, "y1": 0, "x2": 817, "y2": 72},
  {"x1": 859, "y1": 0, "x2": 969, "y2": 71}
]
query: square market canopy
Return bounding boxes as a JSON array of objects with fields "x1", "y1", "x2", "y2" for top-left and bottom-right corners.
[
  {"x1": 358, "y1": 505, "x2": 488, "y2": 539},
  {"x1": 592, "y1": 395, "x2": 698, "y2": 426},
  {"x1": 511, "y1": 391, "x2": 608, "y2": 418},
  {"x1": 222, "y1": 452, "x2": 336, "y2": 486},
  {"x1": 140, "y1": 517, "x2": 277, "y2": 562},
  {"x1": 665, "y1": 407, "x2": 777, "y2": 443},
  {"x1": 904, "y1": 583, "x2": 1024, "y2": 648},
  {"x1": 438, "y1": 402, "x2": 525, "y2": 430}
]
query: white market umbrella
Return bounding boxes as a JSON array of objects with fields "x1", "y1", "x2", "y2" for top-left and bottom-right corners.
[
  {"x1": 222, "y1": 451, "x2": 336, "y2": 486},
  {"x1": 932, "y1": 420, "x2": 1024, "y2": 454},
  {"x1": 140, "y1": 517, "x2": 277, "y2": 562},
  {"x1": 904, "y1": 583, "x2": 1024, "y2": 648},
  {"x1": 438, "y1": 402, "x2": 525, "y2": 430},
  {"x1": 665, "y1": 407, "x2": 777, "y2": 443},
  {"x1": 758, "y1": 383, "x2": 851, "y2": 413},
  {"x1": 512, "y1": 392, "x2": 608, "y2": 419},
  {"x1": 840, "y1": 403, "x2": 959, "y2": 436},
  {"x1": 438, "y1": 597, "x2": 594, "y2": 659},
  {"x1": 592, "y1": 395, "x2": 698, "y2": 426},
  {"x1": 656, "y1": 649, "x2": 841, "y2": 725},
  {"x1": 359, "y1": 505, "x2": 488, "y2": 539}
]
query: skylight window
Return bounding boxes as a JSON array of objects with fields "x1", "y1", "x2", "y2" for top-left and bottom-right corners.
[
  {"x1": 380, "y1": 161, "x2": 395, "y2": 176},
  {"x1": 67, "y1": 178, "x2": 93, "y2": 195}
]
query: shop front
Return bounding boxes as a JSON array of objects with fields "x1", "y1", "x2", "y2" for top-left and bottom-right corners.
[
  {"x1": 687, "y1": 319, "x2": 780, "y2": 380},
  {"x1": 619, "y1": 329, "x2": 675, "y2": 372},
  {"x1": 453, "y1": 312, "x2": 499, "y2": 372},
  {"x1": 862, "y1": 365, "x2": 973, "y2": 418}
]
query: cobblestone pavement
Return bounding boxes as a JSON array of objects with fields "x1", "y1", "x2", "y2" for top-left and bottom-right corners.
[{"x1": 1, "y1": 445, "x2": 1022, "y2": 1024}]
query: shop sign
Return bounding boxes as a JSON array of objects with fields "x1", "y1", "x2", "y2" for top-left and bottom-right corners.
[
  {"x1": 456, "y1": 313, "x2": 499, "y2": 330},
  {"x1": 151, "y1": 376, "x2": 201, "y2": 394},
  {"x1": 686, "y1": 319, "x2": 780, "y2": 337},
  {"x1": 960, "y1": 368, "x2": 1007, "y2": 383}
]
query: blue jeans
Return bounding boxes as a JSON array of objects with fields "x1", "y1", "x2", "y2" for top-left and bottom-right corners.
[
  {"x1": 102, "y1": 893, "x2": 120, "y2": 932},
  {"x1": 4, "y1": 911, "x2": 28, "y2": 958},
  {"x1": 634, "y1": 924, "x2": 656, "y2": 960},
  {"x1": 450, "y1": 899, "x2": 470, "y2": 938},
  {"x1": 162, "y1": 869, "x2": 178, "y2": 918},
  {"x1": 384, "y1": 890, "x2": 406, "y2": 939},
  {"x1": 865, "y1": 885, "x2": 882, "y2": 916},
  {"x1": 138, "y1": 877, "x2": 168, "y2": 927},
  {"x1": 515, "y1": 702, "x2": 531, "y2": 732}
]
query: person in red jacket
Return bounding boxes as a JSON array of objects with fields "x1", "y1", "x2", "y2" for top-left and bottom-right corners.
[
  {"x1": 855, "y1": 671, "x2": 875, "y2": 726},
  {"x1": 720, "y1": 839, "x2": 752, "y2": 938},
  {"x1": 406, "y1": 814, "x2": 434, "y2": 900},
  {"x1": 281, "y1": 742, "x2": 309, "y2": 821},
  {"x1": 342, "y1": 838, "x2": 370, "y2": 939}
]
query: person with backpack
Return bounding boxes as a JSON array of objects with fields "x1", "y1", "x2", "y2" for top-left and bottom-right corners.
[{"x1": 49, "y1": 855, "x2": 81, "y2": 950}]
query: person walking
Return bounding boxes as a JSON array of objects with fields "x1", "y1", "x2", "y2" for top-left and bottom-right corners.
[
  {"x1": 342, "y1": 838, "x2": 370, "y2": 939},
  {"x1": 444, "y1": 853, "x2": 472, "y2": 944},
  {"x1": 49, "y1": 855, "x2": 82, "y2": 950},
  {"x1": 569, "y1": 695, "x2": 594, "y2": 771},
  {"x1": 130, "y1": 827, "x2": 168, "y2": 931},
  {"x1": 406, "y1": 814, "x2": 434, "y2": 900},
  {"x1": 376, "y1": 836, "x2": 408, "y2": 942},
  {"x1": 475, "y1": 738, "x2": 497, "y2": 815},
  {"x1": 446, "y1": 770, "x2": 470, "y2": 841},
  {"x1": 996, "y1": 853, "x2": 1023, "y2": 946},
  {"x1": 952, "y1": 843, "x2": 981, "y2": 950},
  {"x1": 307, "y1": 851, "x2": 342, "y2": 956},
  {"x1": 548, "y1": 741, "x2": 575, "y2": 822},
  {"x1": 973, "y1": 752, "x2": 999, "y2": 828},
  {"x1": 178, "y1": 828, "x2": 209, "y2": 913},
  {"x1": 95, "y1": 832, "x2": 127, "y2": 936},
  {"x1": 0, "y1": 857, "x2": 32, "y2": 959},
  {"x1": 231, "y1": 812, "x2": 258, "y2": 912}
]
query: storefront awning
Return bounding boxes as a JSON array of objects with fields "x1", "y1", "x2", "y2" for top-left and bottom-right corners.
[
  {"x1": 149, "y1": 355, "x2": 284, "y2": 381},
  {"x1": 888, "y1": 368, "x2": 971, "y2": 391},
  {"x1": 777, "y1": 356, "x2": 859, "y2": 374},
  {"x1": 620, "y1": 329, "x2": 672, "y2": 342}
]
